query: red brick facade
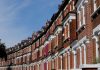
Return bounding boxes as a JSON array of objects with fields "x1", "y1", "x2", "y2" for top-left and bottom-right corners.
[{"x1": 0, "y1": 0, "x2": 100, "y2": 70}]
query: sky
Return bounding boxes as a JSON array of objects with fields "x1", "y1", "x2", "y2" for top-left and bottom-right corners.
[{"x1": 0, "y1": 0, "x2": 62, "y2": 48}]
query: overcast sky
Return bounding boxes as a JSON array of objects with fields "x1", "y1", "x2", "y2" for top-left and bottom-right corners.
[{"x1": 0, "y1": 0, "x2": 62, "y2": 48}]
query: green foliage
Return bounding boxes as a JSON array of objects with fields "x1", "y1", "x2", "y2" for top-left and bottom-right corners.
[{"x1": 0, "y1": 40, "x2": 7, "y2": 61}]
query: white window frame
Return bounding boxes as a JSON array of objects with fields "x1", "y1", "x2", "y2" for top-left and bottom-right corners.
[
  {"x1": 93, "y1": 0, "x2": 97, "y2": 11},
  {"x1": 77, "y1": 3, "x2": 86, "y2": 30}
]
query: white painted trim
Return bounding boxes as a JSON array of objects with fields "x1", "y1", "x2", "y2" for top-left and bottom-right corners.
[
  {"x1": 76, "y1": 0, "x2": 84, "y2": 11},
  {"x1": 44, "y1": 40, "x2": 49, "y2": 47},
  {"x1": 23, "y1": 54, "x2": 27, "y2": 57},
  {"x1": 81, "y1": 6, "x2": 85, "y2": 25},
  {"x1": 58, "y1": 55, "x2": 63, "y2": 70},
  {"x1": 71, "y1": 41, "x2": 79, "y2": 50},
  {"x1": 61, "y1": 56, "x2": 62, "y2": 70},
  {"x1": 58, "y1": 46, "x2": 70, "y2": 56},
  {"x1": 48, "y1": 35, "x2": 56, "y2": 41},
  {"x1": 76, "y1": 0, "x2": 88, "y2": 11},
  {"x1": 47, "y1": 56, "x2": 52, "y2": 61},
  {"x1": 93, "y1": 0, "x2": 97, "y2": 12},
  {"x1": 73, "y1": 1, "x2": 75, "y2": 10},
  {"x1": 63, "y1": 13, "x2": 76, "y2": 26},
  {"x1": 93, "y1": 24, "x2": 100, "y2": 35},
  {"x1": 71, "y1": 69, "x2": 82, "y2": 70},
  {"x1": 34, "y1": 48, "x2": 39, "y2": 53},
  {"x1": 63, "y1": 0, "x2": 72, "y2": 10},
  {"x1": 92, "y1": 36, "x2": 99, "y2": 58},
  {"x1": 73, "y1": 50, "x2": 77, "y2": 69},
  {"x1": 80, "y1": 64, "x2": 100, "y2": 68},
  {"x1": 30, "y1": 63, "x2": 35, "y2": 66},
  {"x1": 81, "y1": 43, "x2": 86, "y2": 64},
  {"x1": 93, "y1": 25, "x2": 100, "y2": 59},
  {"x1": 79, "y1": 36, "x2": 87, "y2": 44},
  {"x1": 55, "y1": 11, "x2": 62, "y2": 22},
  {"x1": 76, "y1": 0, "x2": 88, "y2": 30},
  {"x1": 27, "y1": 53, "x2": 31, "y2": 56},
  {"x1": 38, "y1": 61, "x2": 42, "y2": 64},
  {"x1": 37, "y1": 64, "x2": 39, "y2": 70},
  {"x1": 68, "y1": 52, "x2": 70, "y2": 70},
  {"x1": 91, "y1": 6, "x2": 100, "y2": 17},
  {"x1": 79, "y1": 46, "x2": 82, "y2": 66},
  {"x1": 68, "y1": 23, "x2": 70, "y2": 38},
  {"x1": 47, "y1": 62, "x2": 48, "y2": 70},
  {"x1": 54, "y1": 26, "x2": 62, "y2": 35},
  {"x1": 71, "y1": 37, "x2": 89, "y2": 50},
  {"x1": 16, "y1": 56, "x2": 22, "y2": 59},
  {"x1": 52, "y1": 53, "x2": 58, "y2": 59},
  {"x1": 84, "y1": 0, "x2": 88, "y2": 4},
  {"x1": 39, "y1": 45, "x2": 43, "y2": 50}
]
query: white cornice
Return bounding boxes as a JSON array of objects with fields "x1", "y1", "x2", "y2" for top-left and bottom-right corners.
[
  {"x1": 80, "y1": 64, "x2": 100, "y2": 68},
  {"x1": 93, "y1": 24, "x2": 100, "y2": 36},
  {"x1": 48, "y1": 35, "x2": 56, "y2": 41},
  {"x1": 71, "y1": 36, "x2": 90, "y2": 49},
  {"x1": 63, "y1": 13, "x2": 76, "y2": 27},
  {"x1": 44, "y1": 40, "x2": 49, "y2": 47},
  {"x1": 54, "y1": 26, "x2": 62, "y2": 35}
]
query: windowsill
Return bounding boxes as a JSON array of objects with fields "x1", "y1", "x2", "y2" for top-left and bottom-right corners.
[
  {"x1": 80, "y1": 64, "x2": 100, "y2": 68},
  {"x1": 54, "y1": 45, "x2": 58, "y2": 50},
  {"x1": 77, "y1": 24, "x2": 86, "y2": 33},
  {"x1": 63, "y1": 37, "x2": 70, "y2": 43}
]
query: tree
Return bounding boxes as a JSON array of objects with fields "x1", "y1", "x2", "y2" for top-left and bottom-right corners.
[{"x1": 0, "y1": 39, "x2": 7, "y2": 61}]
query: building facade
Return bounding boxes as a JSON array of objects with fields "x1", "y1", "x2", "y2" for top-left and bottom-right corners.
[{"x1": 0, "y1": 0, "x2": 100, "y2": 70}]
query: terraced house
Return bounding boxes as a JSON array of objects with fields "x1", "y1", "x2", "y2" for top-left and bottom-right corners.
[{"x1": 0, "y1": 0, "x2": 100, "y2": 70}]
